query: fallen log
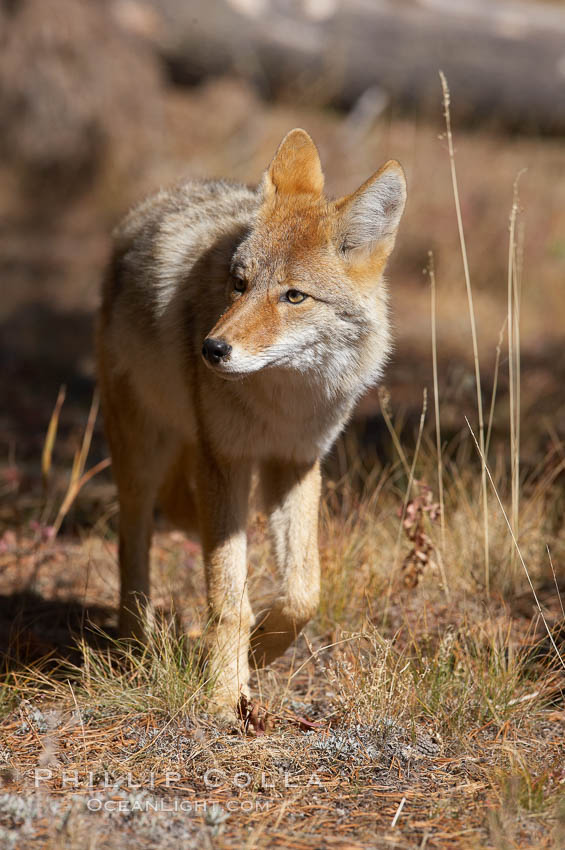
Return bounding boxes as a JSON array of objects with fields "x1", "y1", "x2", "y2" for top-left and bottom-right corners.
[{"x1": 140, "y1": 0, "x2": 565, "y2": 134}]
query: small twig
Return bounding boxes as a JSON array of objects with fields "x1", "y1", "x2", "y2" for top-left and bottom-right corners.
[
  {"x1": 288, "y1": 633, "x2": 362, "y2": 682},
  {"x1": 505, "y1": 690, "x2": 539, "y2": 708},
  {"x1": 391, "y1": 796, "x2": 406, "y2": 827},
  {"x1": 52, "y1": 459, "x2": 111, "y2": 537},
  {"x1": 68, "y1": 682, "x2": 88, "y2": 772}
]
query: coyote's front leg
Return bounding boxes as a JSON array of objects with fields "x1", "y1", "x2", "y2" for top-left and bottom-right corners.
[
  {"x1": 196, "y1": 450, "x2": 252, "y2": 716},
  {"x1": 251, "y1": 460, "x2": 321, "y2": 668}
]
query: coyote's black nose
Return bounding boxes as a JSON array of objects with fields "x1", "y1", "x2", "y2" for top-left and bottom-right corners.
[{"x1": 202, "y1": 337, "x2": 232, "y2": 365}]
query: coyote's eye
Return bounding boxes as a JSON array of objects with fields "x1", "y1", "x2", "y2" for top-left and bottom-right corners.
[
  {"x1": 283, "y1": 289, "x2": 308, "y2": 304},
  {"x1": 232, "y1": 275, "x2": 246, "y2": 293}
]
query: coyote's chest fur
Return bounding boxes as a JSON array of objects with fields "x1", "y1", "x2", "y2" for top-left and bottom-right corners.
[{"x1": 97, "y1": 128, "x2": 406, "y2": 718}]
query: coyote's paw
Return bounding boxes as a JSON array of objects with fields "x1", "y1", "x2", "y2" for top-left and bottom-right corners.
[{"x1": 207, "y1": 681, "x2": 250, "y2": 729}]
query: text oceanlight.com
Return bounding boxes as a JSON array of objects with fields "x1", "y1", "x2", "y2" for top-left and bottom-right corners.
[{"x1": 86, "y1": 798, "x2": 272, "y2": 813}]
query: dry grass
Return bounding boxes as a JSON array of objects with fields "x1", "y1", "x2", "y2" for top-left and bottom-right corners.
[{"x1": 1, "y1": 413, "x2": 563, "y2": 848}]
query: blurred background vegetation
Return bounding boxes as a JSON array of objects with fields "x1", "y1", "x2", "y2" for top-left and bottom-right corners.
[{"x1": 1, "y1": 0, "x2": 565, "y2": 510}]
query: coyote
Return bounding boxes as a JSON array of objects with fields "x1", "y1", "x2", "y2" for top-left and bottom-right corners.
[{"x1": 97, "y1": 129, "x2": 406, "y2": 716}]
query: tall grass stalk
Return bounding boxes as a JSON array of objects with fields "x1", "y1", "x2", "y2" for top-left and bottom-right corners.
[
  {"x1": 546, "y1": 545, "x2": 565, "y2": 620},
  {"x1": 428, "y1": 252, "x2": 450, "y2": 598},
  {"x1": 428, "y1": 253, "x2": 445, "y2": 550},
  {"x1": 52, "y1": 390, "x2": 110, "y2": 536},
  {"x1": 378, "y1": 387, "x2": 411, "y2": 480},
  {"x1": 440, "y1": 71, "x2": 490, "y2": 594},
  {"x1": 508, "y1": 173, "x2": 525, "y2": 572},
  {"x1": 466, "y1": 417, "x2": 565, "y2": 671},
  {"x1": 41, "y1": 384, "x2": 66, "y2": 497},
  {"x1": 485, "y1": 321, "x2": 507, "y2": 459}
]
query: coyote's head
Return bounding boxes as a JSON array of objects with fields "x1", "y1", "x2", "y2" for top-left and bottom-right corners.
[{"x1": 202, "y1": 129, "x2": 406, "y2": 393}]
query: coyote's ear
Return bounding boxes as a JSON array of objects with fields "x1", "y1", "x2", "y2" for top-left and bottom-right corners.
[
  {"x1": 263, "y1": 128, "x2": 324, "y2": 198},
  {"x1": 336, "y1": 161, "x2": 406, "y2": 258}
]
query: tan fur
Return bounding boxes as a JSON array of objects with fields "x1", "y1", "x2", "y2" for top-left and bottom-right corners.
[{"x1": 96, "y1": 129, "x2": 406, "y2": 717}]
